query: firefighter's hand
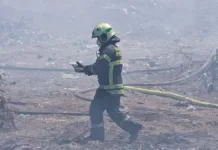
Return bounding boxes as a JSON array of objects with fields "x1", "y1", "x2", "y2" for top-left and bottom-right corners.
[
  {"x1": 76, "y1": 61, "x2": 84, "y2": 68},
  {"x1": 72, "y1": 64, "x2": 84, "y2": 73}
]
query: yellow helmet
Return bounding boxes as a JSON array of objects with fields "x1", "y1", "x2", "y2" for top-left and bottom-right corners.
[{"x1": 92, "y1": 23, "x2": 116, "y2": 43}]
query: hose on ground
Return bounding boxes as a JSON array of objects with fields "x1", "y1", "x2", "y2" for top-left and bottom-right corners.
[
  {"x1": 74, "y1": 51, "x2": 218, "y2": 110},
  {"x1": 125, "y1": 86, "x2": 218, "y2": 108},
  {"x1": 14, "y1": 111, "x2": 89, "y2": 116},
  {"x1": 74, "y1": 86, "x2": 218, "y2": 109},
  {"x1": 12, "y1": 65, "x2": 183, "y2": 115},
  {"x1": 14, "y1": 85, "x2": 218, "y2": 116},
  {"x1": 7, "y1": 51, "x2": 218, "y2": 116},
  {"x1": 11, "y1": 63, "x2": 186, "y2": 116},
  {"x1": 5, "y1": 63, "x2": 183, "y2": 106},
  {"x1": 0, "y1": 63, "x2": 181, "y2": 73},
  {"x1": 74, "y1": 51, "x2": 213, "y2": 101}
]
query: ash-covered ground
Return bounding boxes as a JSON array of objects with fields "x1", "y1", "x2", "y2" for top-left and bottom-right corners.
[{"x1": 1, "y1": 0, "x2": 218, "y2": 150}]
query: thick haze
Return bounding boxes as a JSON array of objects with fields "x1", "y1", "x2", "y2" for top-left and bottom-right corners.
[
  {"x1": 1, "y1": 0, "x2": 218, "y2": 41},
  {"x1": 1, "y1": 1, "x2": 218, "y2": 149}
]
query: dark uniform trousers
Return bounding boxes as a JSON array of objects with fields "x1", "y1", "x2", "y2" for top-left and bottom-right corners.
[{"x1": 89, "y1": 89, "x2": 141, "y2": 141}]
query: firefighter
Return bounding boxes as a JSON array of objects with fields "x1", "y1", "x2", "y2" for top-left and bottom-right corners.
[
  {"x1": 207, "y1": 49, "x2": 218, "y2": 93},
  {"x1": 73, "y1": 23, "x2": 142, "y2": 143}
]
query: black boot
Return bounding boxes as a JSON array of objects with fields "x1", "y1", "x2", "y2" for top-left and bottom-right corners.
[
  {"x1": 121, "y1": 120, "x2": 142, "y2": 143},
  {"x1": 75, "y1": 127, "x2": 105, "y2": 144},
  {"x1": 129, "y1": 123, "x2": 142, "y2": 143}
]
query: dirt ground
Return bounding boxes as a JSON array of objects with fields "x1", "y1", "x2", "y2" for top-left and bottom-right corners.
[
  {"x1": 0, "y1": 40, "x2": 218, "y2": 150},
  {"x1": 1, "y1": 1, "x2": 218, "y2": 150}
]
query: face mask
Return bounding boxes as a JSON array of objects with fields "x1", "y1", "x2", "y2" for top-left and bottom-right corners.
[{"x1": 96, "y1": 39, "x2": 101, "y2": 47}]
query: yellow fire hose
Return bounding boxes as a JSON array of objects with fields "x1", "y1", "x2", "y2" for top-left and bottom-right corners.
[
  {"x1": 74, "y1": 51, "x2": 218, "y2": 110},
  {"x1": 14, "y1": 85, "x2": 218, "y2": 116},
  {"x1": 125, "y1": 86, "x2": 218, "y2": 108},
  {"x1": 74, "y1": 85, "x2": 218, "y2": 110}
]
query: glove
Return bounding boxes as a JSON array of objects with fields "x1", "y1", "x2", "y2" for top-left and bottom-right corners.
[
  {"x1": 73, "y1": 65, "x2": 84, "y2": 72},
  {"x1": 72, "y1": 61, "x2": 84, "y2": 73},
  {"x1": 83, "y1": 66, "x2": 93, "y2": 76}
]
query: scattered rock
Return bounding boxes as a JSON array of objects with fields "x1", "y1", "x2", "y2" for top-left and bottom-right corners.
[
  {"x1": 174, "y1": 101, "x2": 189, "y2": 107},
  {"x1": 186, "y1": 105, "x2": 196, "y2": 112}
]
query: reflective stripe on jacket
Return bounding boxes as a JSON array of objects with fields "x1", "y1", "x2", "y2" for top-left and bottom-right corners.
[{"x1": 86, "y1": 36, "x2": 124, "y2": 95}]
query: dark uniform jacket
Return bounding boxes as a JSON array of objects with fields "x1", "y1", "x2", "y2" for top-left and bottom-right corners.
[{"x1": 84, "y1": 36, "x2": 124, "y2": 95}]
